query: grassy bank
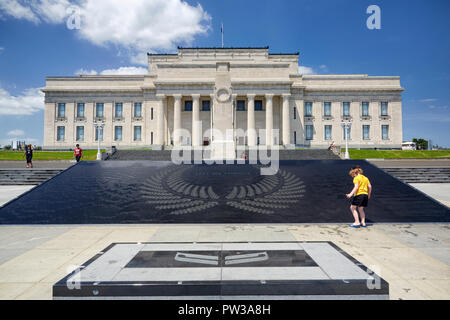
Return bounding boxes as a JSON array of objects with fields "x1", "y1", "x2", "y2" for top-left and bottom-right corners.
[
  {"x1": 0, "y1": 150, "x2": 104, "y2": 161},
  {"x1": 349, "y1": 149, "x2": 450, "y2": 159}
]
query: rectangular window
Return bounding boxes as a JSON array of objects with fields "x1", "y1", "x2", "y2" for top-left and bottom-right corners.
[
  {"x1": 293, "y1": 106, "x2": 296, "y2": 119},
  {"x1": 294, "y1": 131, "x2": 297, "y2": 144},
  {"x1": 362, "y1": 102, "x2": 369, "y2": 116},
  {"x1": 363, "y1": 125, "x2": 370, "y2": 140},
  {"x1": 381, "y1": 102, "x2": 388, "y2": 116},
  {"x1": 57, "y1": 126, "x2": 65, "y2": 141},
  {"x1": 134, "y1": 126, "x2": 142, "y2": 141},
  {"x1": 324, "y1": 102, "x2": 331, "y2": 116},
  {"x1": 255, "y1": 100, "x2": 263, "y2": 111},
  {"x1": 95, "y1": 126, "x2": 103, "y2": 141},
  {"x1": 114, "y1": 126, "x2": 123, "y2": 141},
  {"x1": 343, "y1": 126, "x2": 351, "y2": 140},
  {"x1": 184, "y1": 100, "x2": 192, "y2": 112},
  {"x1": 134, "y1": 102, "x2": 142, "y2": 117},
  {"x1": 237, "y1": 100, "x2": 245, "y2": 111},
  {"x1": 382, "y1": 125, "x2": 389, "y2": 140},
  {"x1": 57, "y1": 103, "x2": 65, "y2": 118},
  {"x1": 305, "y1": 125, "x2": 313, "y2": 140},
  {"x1": 76, "y1": 126, "x2": 84, "y2": 141},
  {"x1": 115, "y1": 103, "x2": 123, "y2": 118},
  {"x1": 304, "y1": 102, "x2": 312, "y2": 116},
  {"x1": 324, "y1": 125, "x2": 332, "y2": 140},
  {"x1": 96, "y1": 103, "x2": 104, "y2": 118},
  {"x1": 202, "y1": 100, "x2": 211, "y2": 111},
  {"x1": 151, "y1": 132, "x2": 154, "y2": 145},
  {"x1": 76, "y1": 103, "x2": 85, "y2": 118},
  {"x1": 151, "y1": 108, "x2": 154, "y2": 120},
  {"x1": 343, "y1": 102, "x2": 350, "y2": 116}
]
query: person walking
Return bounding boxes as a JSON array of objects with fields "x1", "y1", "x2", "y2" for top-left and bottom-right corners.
[
  {"x1": 74, "y1": 144, "x2": 83, "y2": 162},
  {"x1": 346, "y1": 167, "x2": 372, "y2": 228},
  {"x1": 24, "y1": 144, "x2": 33, "y2": 168}
]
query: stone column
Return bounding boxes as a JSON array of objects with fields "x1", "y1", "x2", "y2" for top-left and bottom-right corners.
[
  {"x1": 173, "y1": 94, "x2": 182, "y2": 146},
  {"x1": 247, "y1": 94, "x2": 256, "y2": 147},
  {"x1": 210, "y1": 94, "x2": 214, "y2": 143},
  {"x1": 192, "y1": 94, "x2": 200, "y2": 147},
  {"x1": 282, "y1": 94, "x2": 291, "y2": 146},
  {"x1": 265, "y1": 94, "x2": 274, "y2": 147},
  {"x1": 156, "y1": 94, "x2": 165, "y2": 146}
]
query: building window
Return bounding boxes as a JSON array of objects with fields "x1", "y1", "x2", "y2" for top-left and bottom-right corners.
[
  {"x1": 184, "y1": 100, "x2": 192, "y2": 111},
  {"x1": 381, "y1": 102, "x2": 388, "y2": 116},
  {"x1": 293, "y1": 107, "x2": 297, "y2": 119},
  {"x1": 134, "y1": 102, "x2": 142, "y2": 117},
  {"x1": 343, "y1": 126, "x2": 351, "y2": 140},
  {"x1": 57, "y1": 103, "x2": 65, "y2": 118},
  {"x1": 76, "y1": 103, "x2": 85, "y2": 118},
  {"x1": 294, "y1": 131, "x2": 297, "y2": 144},
  {"x1": 115, "y1": 103, "x2": 123, "y2": 118},
  {"x1": 343, "y1": 102, "x2": 350, "y2": 116},
  {"x1": 151, "y1": 132, "x2": 154, "y2": 144},
  {"x1": 362, "y1": 102, "x2": 369, "y2": 116},
  {"x1": 305, "y1": 125, "x2": 313, "y2": 140},
  {"x1": 57, "y1": 126, "x2": 65, "y2": 141},
  {"x1": 324, "y1": 102, "x2": 331, "y2": 116},
  {"x1": 382, "y1": 125, "x2": 389, "y2": 140},
  {"x1": 237, "y1": 100, "x2": 245, "y2": 111},
  {"x1": 363, "y1": 125, "x2": 370, "y2": 140},
  {"x1": 95, "y1": 126, "x2": 103, "y2": 141},
  {"x1": 114, "y1": 126, "x2": 122, "y2": 141},
  {"x1": 255, "y1": 100, "x2": 263, "y2": 111},
  {"x1": 134, "y1": 126, "x2": 142, "y2": 141},
  {"x1": 324, "y1": 125, "x2": 332, "y2": 140},
  {"x1": 151, "y1": 108, "x2": 154, "y2": 120},
  {"x1": 304, "y1": 102, "x2": 313, "y2": 116},
  {"x1": 96, "y1": 103, "x2": 104, "y2": 118},
  {"x1": 76, "y1": 126, "x2": 84, "y2": 141},
  {"x1": 202, "y1": 100, "x2": 210, "y2": 111}
]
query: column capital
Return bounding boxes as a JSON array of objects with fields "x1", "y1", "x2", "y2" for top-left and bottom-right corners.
[
  {"x1": 247, "y1": 94, "x2": 256, "y2": 100},
  {"x1": 173, "y1": 94, "x2": 182, "y2": 100},
  {"x1": 191, "y1": 94, "x2": 200, "y2": 100},
  {"x1": 282, "y1": 93, "x2": 291, "y2": 99},
  {"x1": 265, "y1": 93, "x2": 274, "y2": 100}
]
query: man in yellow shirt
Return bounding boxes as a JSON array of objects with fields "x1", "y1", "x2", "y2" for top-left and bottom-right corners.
[{"x1": 346, "y1": 167, "x2": 372, "y2": 228}]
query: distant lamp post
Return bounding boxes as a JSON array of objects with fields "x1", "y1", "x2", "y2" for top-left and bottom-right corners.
[
  {"x1": 93, "y1": 121, "x2": 105, "y2": 161},
  {"x1": 341, "y1": 120, "x2": 352, "y2": 160}
]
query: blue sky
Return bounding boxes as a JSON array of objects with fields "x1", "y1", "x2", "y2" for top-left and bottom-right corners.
[{"x1": 0, "y1": 0, "x2": 449, "y2": 147}]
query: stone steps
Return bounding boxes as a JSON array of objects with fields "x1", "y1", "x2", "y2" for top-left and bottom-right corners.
[
  {"x1": 0, "y1": 170, "x2": 63, "y2": 185},
  {"x1": 382, "y1": 167, "x2": 450, "y2": 183}
]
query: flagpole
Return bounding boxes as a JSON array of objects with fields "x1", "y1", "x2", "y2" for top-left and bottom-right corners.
[{"x1": 221, "y1": 23, "x2": 224, "y2": 48}]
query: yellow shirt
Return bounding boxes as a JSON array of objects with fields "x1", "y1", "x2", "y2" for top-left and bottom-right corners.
[{"x1": 353, "y1": 174, "x2": 370, "y2": 196}]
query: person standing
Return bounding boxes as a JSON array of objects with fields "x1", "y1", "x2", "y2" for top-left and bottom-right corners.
[
  {"x1": 346, "y1": 167, "x2": 372, "y2": 228},
  {"x1": 24, "y1": 144, "x2": 33, "y2": 168},
  {"x1": 74, "y1": 144, "x2": 83, "y2": 162}
]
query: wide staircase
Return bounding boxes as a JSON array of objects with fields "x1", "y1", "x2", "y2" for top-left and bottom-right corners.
[
  {"x1": 0, "y1": 169, "x2": 63, "y2": 185},
  {"x1": 382, "y1": 167, "x2": 450, "y2": 183},
  {"x1": 108, "y1": 149, "x2": 339, "y2": 161}
]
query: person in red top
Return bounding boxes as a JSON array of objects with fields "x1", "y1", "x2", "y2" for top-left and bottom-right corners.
[{"x1": 74, "y1": 144, "x2": 83, "y2": 162}]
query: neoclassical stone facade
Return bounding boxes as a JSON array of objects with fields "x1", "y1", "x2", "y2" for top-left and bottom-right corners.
[{"x1": 43, "y1": 47, "x2": 404, "y2": 150}]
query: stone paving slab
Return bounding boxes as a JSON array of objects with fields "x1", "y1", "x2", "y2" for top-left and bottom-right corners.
[{"x1": 0, "y1": 224, "x2": 448, "y2": 300}]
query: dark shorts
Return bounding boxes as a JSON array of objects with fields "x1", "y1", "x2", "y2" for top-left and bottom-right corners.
[
  {"x1": 351, "y1": 194, "x2": 369, "y2": 207},
  {"x1": 76, "y1": 156, "x2": 81, "y2": 162},
  {"x1": 26, "y1": 156, "x2": 32, "y2": 163}
]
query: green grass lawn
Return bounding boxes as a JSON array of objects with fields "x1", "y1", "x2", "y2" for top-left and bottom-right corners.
[
  {"x1": 0, "y1": 150, "x2": 105, "y2": 161},
  {"x1": 349, "y1": 149, "x2": 450, "y2": 159}
]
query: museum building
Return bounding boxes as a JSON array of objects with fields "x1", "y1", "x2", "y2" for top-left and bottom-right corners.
[{"x1": 42, "y1": 46, "x2": 404, "y2": 150}]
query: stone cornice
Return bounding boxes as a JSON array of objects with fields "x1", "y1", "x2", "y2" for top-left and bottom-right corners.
[{"x1": 304, "y1": 87, "x2": 405, "y2": 92}]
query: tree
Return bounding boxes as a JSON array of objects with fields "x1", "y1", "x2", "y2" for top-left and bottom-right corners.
[{"x1": 412, "y1": 138, "x2": 428, "y2": 150}]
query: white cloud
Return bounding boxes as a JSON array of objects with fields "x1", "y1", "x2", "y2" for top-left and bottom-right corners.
[
  {"x1": 0, "y1": 0, "x2": 212, "y2": 63},
  {"x1": 75, "y1": 66, "x2": 148, "y2": 75},
  {"x1": 0, "y1": 87, "x2": 44, "y2": 115},
  {"x1": 298, "y1": 66, "x2": 316, "y2": 75},
  {"x1": 75, "y1": 68, "x2": 98, "y2": 75},
  {"x1": 420, "y1": 98, "x2": 437, "y2": 103},
  {"x1": 0, "y1": 47, "x2": 4, "y2": 52},
  {"x1": 7, "y1": 129, "x2": 25, "y2": 136}
]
